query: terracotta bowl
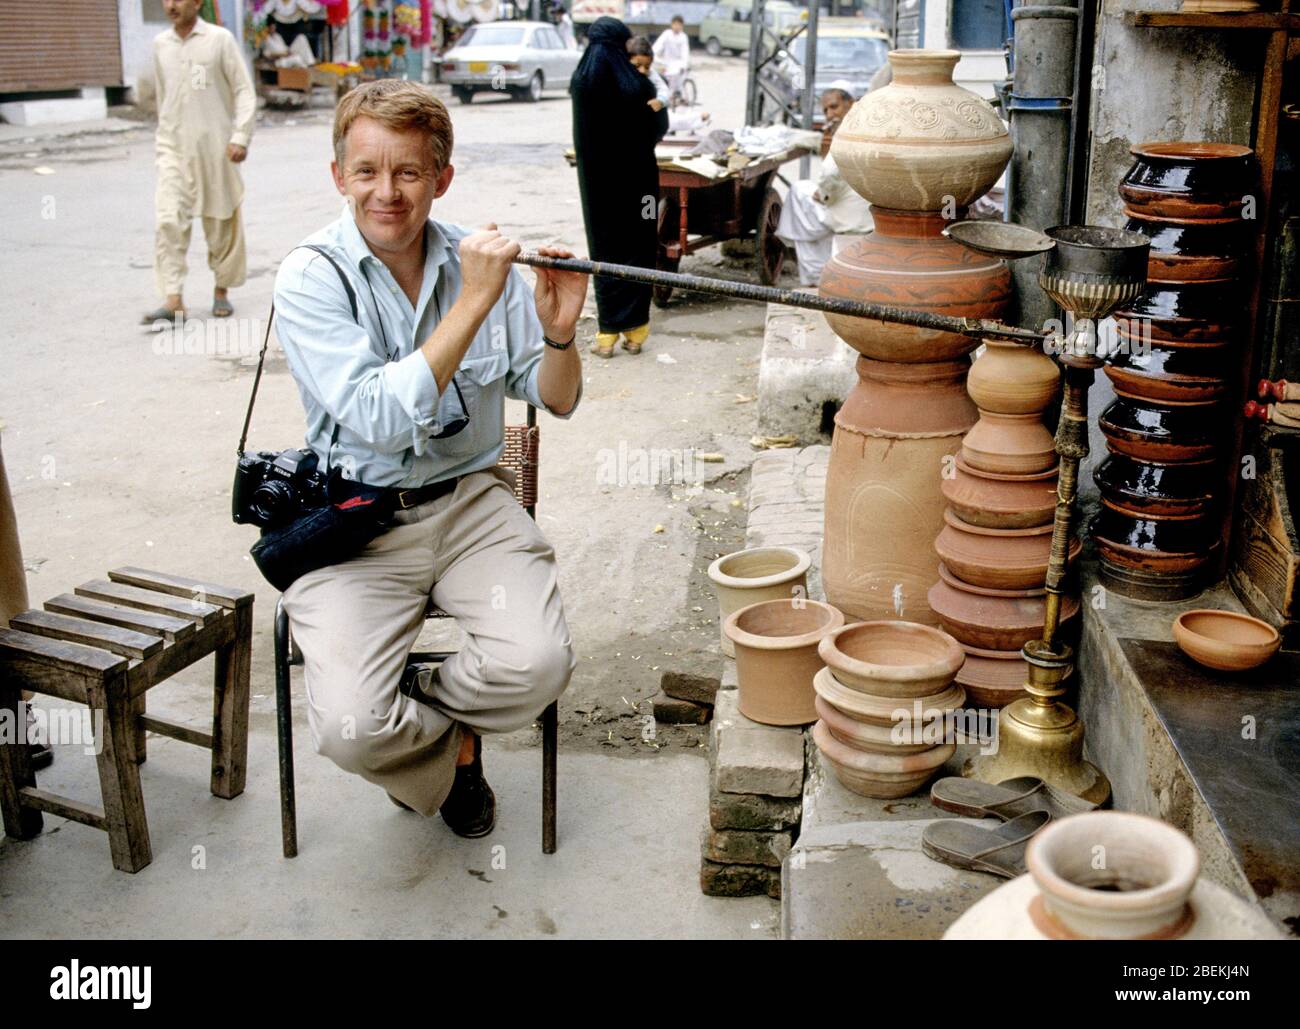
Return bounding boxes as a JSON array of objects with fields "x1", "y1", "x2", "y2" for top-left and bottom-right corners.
[
  {"x1": 818, "y1": 619, "x2": 964, "y2": 699},
  {"x1": 813, "y1": 720, "x2": 955, "y2": 799},
  {"x1": 814, "y1": 694, "x2": 933, "y2": 753},
  {"x1": 940, "y1": 457, "x2": 1058, "y2": 530},
  {"x1": 927, "y1": 577, "x2": 1080, "y2": 651},
  {"x1": 961, "y1": 412, "x2": 1057, "y2": 476},
  {"x1": 935, "y1": 509, "x2": 1078, "y2": 591},
  {"x1": 1172, "y1": 609, "x2": 1280, "y2": 671},
  {"x1": 813, "y1": 666, "x2": 966, "y2": 726},
  {"x1": 724, "y1": 598, "x2": 845, "y2": 726}
]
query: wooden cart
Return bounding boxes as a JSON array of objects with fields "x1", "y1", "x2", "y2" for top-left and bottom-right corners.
[{"x1": 652, "y1": 141, "x2": 812, "y2": 306}]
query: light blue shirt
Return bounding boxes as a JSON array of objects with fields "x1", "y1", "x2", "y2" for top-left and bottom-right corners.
[{"x1": 272, "y1": 208, "x2": 579, "y2": 488}]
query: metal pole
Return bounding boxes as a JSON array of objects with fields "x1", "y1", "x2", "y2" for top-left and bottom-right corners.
[
  {"x1": 799, "y1": 0, "x2": 819, "y2": 179},
  {"x1": 745, "y1": 0, "x2": 767, "y2": 125}
]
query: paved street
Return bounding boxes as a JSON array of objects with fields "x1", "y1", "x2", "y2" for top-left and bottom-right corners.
[{"x1": 0, "y1": 55, "x2": 801, "y2": 936}]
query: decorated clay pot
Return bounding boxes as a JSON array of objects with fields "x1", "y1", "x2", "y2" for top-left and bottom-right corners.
[
  {"x1": 966, "y1": 340, "x2": 1060, "y2": 415},
  {"x1": 724, "y1": 598, "x2": 845, "y2": 725},
  {"x1": 1104, "y1": 341, "x2": 1231, "y2": 404},
  {"x1": 1122, "y1": 210, "x2": 1246, "y2": 282},
  {"x1": 831, "y1": 49, "x2": 1012, "y2": 212},
  {"x1": 814, "y1": 665, "x2": 965, "y2": 726},
  {"x1": 961, "y1": 412, "x2": 1057, "y2": 475},
  {"x1": 940, "y1": 457, "x2": 1058, "y2": 530},
  {"x1": 824, "y1": 357, "x2": 976, "y2": 625},
  {"x1": 926, "y1": 577, "x2": 1080, "y2": 651},
  {"x1": 813, "y1": 720, "x2": 955, "y2": 798},
  {"x1": 818, "y1": 619, "x2": 964, "y2": 699},
  {"x1": 1092, "y1": 454, "x2": 1216, "y2": 518},
  {"x1": 708, "y1": 546, "x2": 811, "y2": 657},
  {"x1": 945, "y1": 812, "x2": 1283, "y2": 939},
  {"x1": 1119, "y1": 142, "x2": 1255, "y2": 220},
  {"x1": 818, "y1": 208, "x2": 1011, "y2": 362},
  {"x1": 1099, "y1": 397, "x2": 1220, "y2": 463},
  {"x1": 934, "y1": 509, "x2": 1078, "y2": 591}
]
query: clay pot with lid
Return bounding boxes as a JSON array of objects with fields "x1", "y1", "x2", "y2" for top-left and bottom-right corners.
[
  {"x1": 708, "y1": 546, "x2": 811, "y2": 657},
  {"x1": 724, "y1": 598, "x2": 845, "y2": 725},
  {"x1": 927, "y1": 576, "x2": 1079, "y2": 651},
  {"x1": 941, "y1": 457, "x2": 1057, "y2": 529},
  {"x1": 934, "y1": 509, "x2": 1078, "y2": 591},
  {"x1": 966, "y1": 340, "x2": 1060, "y2": 415},
  {"x1": 961, "y1": 412, "x2": 1057, "y2": 475},
  {"x1": 818, "y1": 619, "x2": 964, "y2": 699},
  {"x1": 1118, "y1": 142, "x2": 1255, "y2": 220},
  {"x1": 830, "y1": 49, "x2": 1013, "y2": 212},
  {"x1": 818, "y1": 208, "x2": 1012, "y2": 362}
]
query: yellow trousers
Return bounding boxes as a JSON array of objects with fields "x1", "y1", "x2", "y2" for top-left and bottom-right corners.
[{"x1": 154, "y1": 169, "x2": 246, "y2": 297}]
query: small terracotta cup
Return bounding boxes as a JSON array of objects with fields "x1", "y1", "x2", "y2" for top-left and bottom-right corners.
[{"x1": 724, "y1": 598, "x2": 845, "y2": 725}]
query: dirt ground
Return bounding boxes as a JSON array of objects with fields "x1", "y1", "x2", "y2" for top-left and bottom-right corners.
[{"x1": 0, "y1": 54, "x2": 798, "y2": 759}]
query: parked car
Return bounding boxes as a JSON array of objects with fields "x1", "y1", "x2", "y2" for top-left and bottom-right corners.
[
  {"x1": 440, "y1": 21, "x2": 580, "y2": 104},
  {"x1": 698, "y1": 0, "x2": 802, "y2": 56},
  {"x1": 758, "y1": 18, "x2": 889, "y2": 123}
]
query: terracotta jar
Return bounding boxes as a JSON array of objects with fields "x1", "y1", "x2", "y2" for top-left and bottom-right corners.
[
  {"x1": 927, "y1": 576, "x2": 1079, "y2": 651},
  {"x1": 934, "y1": 509, "x2": 1078, "y2": 591},
  {"x1": 961, "y1": 412, "x2": 1057, "y2": 475},
  {"x1": 818, "y1": 208, "x2": 1012, "y2": 362},
  {"x1": 814, "y1": 665, "x2": 965, "y2": 726},
  {"x1": 944, "y1": 812, "x2": 1283, "y2": 940},
  {"x1": 813, "y1": 721, "x2": 955, "y2": 799},
  {"x1": 723, "y1": 598, "x2": 845, "y2": 725},
  {"x1": 941, "y1": 457, "x2": 1058, "y2": 530},
  {"x1": 708, "y1": 546, "x2": 811, "y2": 657},
  {"x1": 1119, "y1": 142, "x2": 1255, "y2": 221},
  {"x1": 966, "y1": 340, "x2": 1060, "y2": 415},
  {"x1": 824, "y1": 357, "x2": 977, "y2": 625},
  {"x1": 830, "y1": 49, "x2": 1013, "y2": 212},
  {"x1": 818, "y1": 619, "x2": 964, "y2": 699}
]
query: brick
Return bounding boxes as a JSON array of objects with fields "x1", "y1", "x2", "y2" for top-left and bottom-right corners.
[
  {"x1": 704, "y1": 828, "x2": 793, "y2": 868},
  {"x1": 661, "y1": 669, "x2": 720, "y2": 706},
  {"x1": 720, "y1": 660, "x2": 738, "y2": 691},
  {"x1": 709, "y1": 764, "x2": 803, "y2": 830},
  {"x1": 700, "y1": 858, "x2": 782, "y2": 899},
  {"x1": 652, "y1": 691, "x2": 710, "y2": 725},
  {"x1": 716, "y1": 726, "x2": 805, "y2": 797}
]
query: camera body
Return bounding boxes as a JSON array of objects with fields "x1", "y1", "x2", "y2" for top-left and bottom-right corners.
[{"x1": 232, "y1": 447, "x2": 330, "y2": 528}]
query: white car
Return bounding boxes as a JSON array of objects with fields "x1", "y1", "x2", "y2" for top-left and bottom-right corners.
[{"x1": 440, "y1": 21, "x2": 581, "y2": 104}]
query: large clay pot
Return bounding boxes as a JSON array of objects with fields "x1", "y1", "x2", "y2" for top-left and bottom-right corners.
[
  {"x1": 941, "y1": 458, "x2": 1058, "y2": 530},
  {"x1": 831, "y1": 49, "x2": 1012, "y2": 212},
  {"x1": 934, "y1": 510, "x2": 1078, "y2": 591},
  {"x1": 966, "y1": 340, "x2": 1060, "y2": 415},
  {"x1": 818, "y1": 619, "x2": 964, "y2": 699},
  {"x1": 1118, "y1": 142, "x2": 1255, "y2": 221},
  {"x1": 724, "y1": 598, "x2": 845, "y2": 725},
  {"x1": 945, "y1": 812, "x2": 1283, "y2": 940},
  {"x1": 1122, "y1": 210, "x2": 1246, "y2": 282},
  {"x1": 824, "y1": 357, "x2": 977, "y2": 625},
  {"x1": 708, "y1": 546, "x2": 811, "y2": 657},
  {"x1": 961, "y1": 412, "x2": 1057, "y2": 475},
  {"x1": 818, "y1": 208, "x2": 1012, "y2": 362}
]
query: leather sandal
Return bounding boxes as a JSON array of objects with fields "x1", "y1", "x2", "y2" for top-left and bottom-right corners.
[
  {"x1": 921, "y1": 810, "x2": 1050, "y2": 879},
  {"x1": 440, "y1": 730, "x2": 496, "y2": 838},
  {"x1": 930, "y1": 776, "x2": 1099, "y2": 822}
]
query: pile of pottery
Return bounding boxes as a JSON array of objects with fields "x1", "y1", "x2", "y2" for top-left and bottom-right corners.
[
  {"x1": 819, "y1": 49, "x2": 1012, "y2": 627},
  {"x1": 1096, "y1": 142, "x2": 1256, "y2": 600},
  {"x1": 812, "y1": 620, "x2": 965, "y2": 798},
  {"x1": 927, "y1": 334, "x2": 1076, "y2": 708}
]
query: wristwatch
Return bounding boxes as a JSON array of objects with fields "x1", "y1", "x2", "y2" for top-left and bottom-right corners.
[{"x1": 544, "y1": 333, "x2": 575, "y2": 351}]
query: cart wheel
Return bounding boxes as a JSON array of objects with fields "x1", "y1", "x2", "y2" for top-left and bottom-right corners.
[
  {"x1": 757, "y1": 188, "x2": 786, "y2": 286},
  {"x1": 653, "y1": 256, "x2": 679, "y2": 307}
]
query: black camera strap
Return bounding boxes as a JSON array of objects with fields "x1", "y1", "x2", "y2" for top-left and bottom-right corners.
[{"x1": 237, "y1": 244, "x2": 357, "y2": 465}]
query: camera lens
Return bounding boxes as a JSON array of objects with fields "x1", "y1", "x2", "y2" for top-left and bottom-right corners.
[{"x1": 251, "y1": 478, "x2": 296, "y2": 527}]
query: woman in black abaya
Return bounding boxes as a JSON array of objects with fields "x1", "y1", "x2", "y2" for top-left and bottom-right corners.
[{"x1": 570, "y1": 16, "x2": 667, "y2": 357}]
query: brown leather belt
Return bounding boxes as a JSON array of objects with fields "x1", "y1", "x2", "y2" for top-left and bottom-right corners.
[{"x1": 393, "y1": 475, "x2": 461, "y2": 510}]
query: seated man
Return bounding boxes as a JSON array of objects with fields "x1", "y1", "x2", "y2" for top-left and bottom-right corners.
[
  {"x1": 273, "y1": 80, "x2": 586, "y2": 838},
  {"x1": 775, "y1": 85, "x2": 874, "y2": 287}
]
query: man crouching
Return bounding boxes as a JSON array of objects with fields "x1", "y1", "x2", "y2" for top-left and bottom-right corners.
[{"x1": 273, "y1": 80, "x2": 586, "y2": 836}]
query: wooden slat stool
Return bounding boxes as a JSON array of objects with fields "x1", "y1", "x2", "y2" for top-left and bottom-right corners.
[{"x1": 0, "y1": 568, "x2": 253, "y2": 872}]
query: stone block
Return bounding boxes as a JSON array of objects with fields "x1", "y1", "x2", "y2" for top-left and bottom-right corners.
[
  {"x1": 660, "y1": 669, "x2": 719, "y2": 706},
  {"x1": 700, "y1": 858, "x2": 782, "y2": 899},
  {"x1": 704, "y1": 828, "x2": 794, "y2": 867},
  {"x1": 652, "y1": 691, "x2": 710, "y2": 725},
  {"x1": 716, "y1": 726, "x2": 805, "y2": 798}
]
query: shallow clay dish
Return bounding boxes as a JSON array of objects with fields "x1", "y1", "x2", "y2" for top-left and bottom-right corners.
[
  {"x1": 813, "y1": 666, "x2": 966, "y2": 726},
  {"x1": 818, "y1": 620, "x2": 964, "y2": 699},
  {"x1": 1172, "y1": 609, "x2": 1280, "y2": 671}
]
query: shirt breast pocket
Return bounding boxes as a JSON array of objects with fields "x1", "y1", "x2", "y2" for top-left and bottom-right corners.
[{"x1": 429, "y1": 351, "x2": 509, "y2": 459}]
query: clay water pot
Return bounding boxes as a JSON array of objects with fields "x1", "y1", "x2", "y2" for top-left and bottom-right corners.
[
  {"x1": 724, "y1": 598, "x2": 845, "y2": 725},
  {"x1": 823, "y1": 358, "x2": 976, "y2": 625},
  {"x1": 813, "y1": 720, "x2": 955, "y2": 798},
  {"x1": 966, "y1": 340, "x2": 1060, "y2": 415},
  {"x1": 1122, "y1": 209, "x2": 1246, "y2": 282},
  {"x1": 814, "y1": 665, "x2": 965, "y2": 726},
  {"x1": 708, "y1": 546, "x2": 811, "y2": 657},
  {"x1": 830, "y1": 49, "x2": 1012, "y2": 212},
  {"x1": 926, "y1": 577, "x2": 1079, "y2": 651},
  {"x1": 934, "y1": 509, "x2": 1077, "y2": 591},
  {"x1": 818, "y1": 619, "x2": 964, "y2": 699},
  {"x1": 940, "y1": 457, "x2": 1058, "y2": 530},
  {"x1": 1099, "y1": 396, "x2": 1220, "y2": 463},
  {"x1": 1119, "y1": 142, "x2": 1255, "y2": 221},
  {"x1": 945, "y1": 811, "x2": 1284, "y2": 939},
  {"x1": 1104, "y1": 341, "x2": 1231, "y2": 405},
  {"x1": 818, "y1": 208, "x2": 1011, "y2": 362},
  {"x1": 1172, "y1": 609, "x2": 1280, "y2": 671},
  {"x1": 961, "y1": 412, "x2": 1058, "y2": 476},
  {"x1": 1093, "y1": 454, "x2": 1216, "y2": 518},
  {"x1": 814, "y1": 694, "x2": 933, "y2": 753}
]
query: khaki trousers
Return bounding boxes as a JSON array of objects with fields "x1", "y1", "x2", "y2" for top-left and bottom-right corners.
[
  {"x1": 154, "y1": 171, "x2": 246, "y2": 297},
  {"x1": 282, "y1": 468, "x2": 575, "y2": 815}
]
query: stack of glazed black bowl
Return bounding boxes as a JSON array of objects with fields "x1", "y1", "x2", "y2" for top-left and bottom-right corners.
[{"x1": 1094, "y1": 142, "x2": 1256, "y2": 600}]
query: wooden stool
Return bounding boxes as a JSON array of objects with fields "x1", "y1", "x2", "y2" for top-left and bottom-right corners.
[{"x1": 0, "y1": 567, "x2": 253, "y2": 872}]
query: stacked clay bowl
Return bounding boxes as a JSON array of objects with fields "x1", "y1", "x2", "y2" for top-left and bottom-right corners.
[
  {"x1": 812, "y1": 621, "x2": 965, "y2": 798},
  {"x1": 1099, "y1": 142, "x2": 1255, "y2": 599}
]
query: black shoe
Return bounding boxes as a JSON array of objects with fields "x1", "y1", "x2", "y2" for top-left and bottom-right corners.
[
  {"x1": 29, "y1": 742, "x2": 53, "y2": 771},
  {"x1": 439, "y1": 731, "x2": 496, "y2": 838},
  {"x1": 398, "y1": 661, "x2": 441, "y2": 703}
]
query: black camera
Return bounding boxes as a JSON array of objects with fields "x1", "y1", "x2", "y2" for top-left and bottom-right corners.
[{"x1": 232, "y1": 448, "x2": 330, "y2": 528}]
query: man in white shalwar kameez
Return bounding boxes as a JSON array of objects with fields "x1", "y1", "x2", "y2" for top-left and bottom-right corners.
[{"x1": 144, "y1": 0, "x2": 256, "y2": 324}]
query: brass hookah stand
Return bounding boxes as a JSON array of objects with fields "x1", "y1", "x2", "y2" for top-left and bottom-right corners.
[{"x1": 948, "y1": 223, "x2": 1150, "y2": 804}]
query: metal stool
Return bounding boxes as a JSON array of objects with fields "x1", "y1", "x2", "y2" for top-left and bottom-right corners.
[{"x1": 273, "y1": 408, "x2": 558, "y2": 857}]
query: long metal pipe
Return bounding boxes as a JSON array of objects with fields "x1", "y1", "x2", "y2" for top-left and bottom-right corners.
[{"x1": 514, "y1": 251, "x2": 1049, "y2": 344}]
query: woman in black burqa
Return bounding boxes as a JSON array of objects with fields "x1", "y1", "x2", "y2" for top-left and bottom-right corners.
[{"x1": 570, "y1": 16, "x2": 667, "y2": 357}]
